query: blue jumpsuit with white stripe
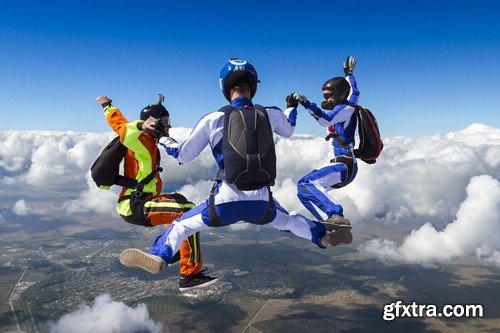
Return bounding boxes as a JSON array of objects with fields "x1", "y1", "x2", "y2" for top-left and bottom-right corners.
[
  {"x1": 150, "y1": 97, "x2": 328, "y2": 264},
  {"x1": 297, "y1": 75, "x2": 360, "y2": 220}
]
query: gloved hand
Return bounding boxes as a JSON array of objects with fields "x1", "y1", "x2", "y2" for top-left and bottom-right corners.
[
  {"x1": 286, "y1": 93, "x2": 298, "y2": 108},
  {"x1": 293, "y1": 93, "x2": 310, "y2": 108},
  {"x1": 95, "y1": 96, "x2": 112, "y2": 108},
  {"x1": 159, "y1": 136, "x2": 178, "y2": 145},
  {"x1": 142, "y1": 116, "x2": 158, "y2": 131},
  {"x1": 343, "y1": 56, "x2": 357, "y2": 75}
]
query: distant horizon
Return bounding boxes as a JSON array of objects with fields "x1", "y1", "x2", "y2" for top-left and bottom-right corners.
[{"x1": 1, "y1": 119, "x2": 498, "y2": 140}]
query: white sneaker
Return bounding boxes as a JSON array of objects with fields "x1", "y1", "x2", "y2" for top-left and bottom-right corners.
[{"x1": 119, "y1": 248, "x2": 166, "y2": 274}]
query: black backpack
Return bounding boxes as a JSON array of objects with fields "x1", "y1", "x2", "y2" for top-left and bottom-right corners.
[
  {"x1": 352, "y1": 105, "x2": 383, "y2": 164},
  {"x1": 90, "y1": 136, "x2": 162, "y2": 191},
  {"x1": 209, "y1": 104, "x2": 276, "y2": 227},
  {"x1": 326, "y1": 104, "x2": 383, "y2": 164},
  {"x1": 219, "y1": 104, "x2": 276, "y2": 190}
]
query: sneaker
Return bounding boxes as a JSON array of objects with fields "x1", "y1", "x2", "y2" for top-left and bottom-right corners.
[
  {"x1": 179, "y1": 268, "x2": 219, "y2": 291},
  {"x1": 321, "y1": 214, "x2": 352, "y2": 231},
  {"x1": 320, "y1": 229, "x2": 353, "y2": 247},
  {"x1": 119, "y1": 248, "x2": 166, "y2": 274}
]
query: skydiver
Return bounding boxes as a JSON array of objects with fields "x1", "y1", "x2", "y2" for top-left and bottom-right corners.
[
  {"x1": 293, "y1": 56, "x2": 359, "y2": 233},
  {"x1": 95, "y1": 95, "x2": 217, "y2": 290}
]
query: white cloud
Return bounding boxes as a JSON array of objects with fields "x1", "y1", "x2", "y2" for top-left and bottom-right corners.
[
  {"x1": 331, "y1": 124, "x2": 500, "y2": 223},
  {"x1": 0, "y1": 130, "x2": 114, "y2": 189},
  {"x1": 1, "y1": 123, "x2": 499, "y2": 267},
  {"x1": 0, "y1": 123, "x2": 499, "y2": 226},
  {"x1": 360, "y1": 175, "x2": 500, "y2": 267},
  {"x1": 175, "y1": 180, "x2": 214, "y2": 206},
  {"x1": 445, "y1": 123, "x2": 500, "y2": 147},
  {"x1": 12, "y1": 199, "x2": 32, "y2": 215},
  {"x1": 62, "y1": 172, "x2": 119, "y2": 216},
  {"x1": 50, "y1": 294, "x2": 163, "y2": 333}
]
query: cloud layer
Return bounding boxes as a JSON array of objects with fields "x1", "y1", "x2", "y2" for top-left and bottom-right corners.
[
  {"x1": 50, "y1": 294, "x2": 163, "y2": 333},
  {"x1": 360, "y1": 175, "x2": 500, "y2": 267},
  {"x1": 1, "y1": 123, "x2": 499, "y2": 266}
]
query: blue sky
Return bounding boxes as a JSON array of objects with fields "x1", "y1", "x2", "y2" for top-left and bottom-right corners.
[{"x1": 0, "y1": 0, "x2": 499, "y2": 137}]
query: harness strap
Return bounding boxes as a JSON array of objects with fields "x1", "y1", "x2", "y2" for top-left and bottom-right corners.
[
  {"x1": 257, "y1": 186, "x2": 274, "y2": 225},
  {"x1": 118, "y1": 195, "x2": 131, "y2": 203},
  {"x1": 330, "y1": 155, "x2": 355, "y2": 189},
  {"x1": 325, "y1": 132, "x2": 350, "y2": 148},
  {"x1": 135, "y1": 166, "x2": 163, "y2": 193},
  {"x1": 115, "y1": 147, "x2": 163, "y2": 192},
  {"x1": 114, "y1": 175, "x2": 138, "y2": 189}
]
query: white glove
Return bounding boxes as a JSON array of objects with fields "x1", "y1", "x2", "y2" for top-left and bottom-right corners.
[
  {"x1": 343, "y1": 56, "x2": 357, "y2": 75},
  {"x1": 159, "y1": 136, "x2": 178, "y2": 146}
]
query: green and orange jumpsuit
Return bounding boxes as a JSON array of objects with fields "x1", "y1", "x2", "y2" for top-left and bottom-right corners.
[{"x1": 103, "y1": 105, "x2": 202, "y2": 276}]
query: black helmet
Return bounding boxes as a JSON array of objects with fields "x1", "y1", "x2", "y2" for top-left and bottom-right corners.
[
  {"x1": 140, "y1": 94, "x2": 169, "y2": 120},
  {"x1": 219, "y1": 58, "x2": 259, "y2": 101},
  {"x1": 321, "y1": 77, "x2": 350, "y2": 109}
]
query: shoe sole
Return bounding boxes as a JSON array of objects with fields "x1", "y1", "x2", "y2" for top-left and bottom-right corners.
[
  {"x1": 327, "y1": 229, "x2": 353, "y2": 246},
  {"x1": 179, "y1": 278, "x2": 219, "y2": 292},
  {"x1": 322, "y1": 221, "x2": 352, "y2": 231},
  {"x1": 119, "y1": 249, "x2": 164, "y2": 274}
]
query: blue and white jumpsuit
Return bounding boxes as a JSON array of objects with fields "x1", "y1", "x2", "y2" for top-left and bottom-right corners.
[
  {"x1": 297, "y1": 74, "x2": 360, "y2": 221},
  {"x1": 150, "y1": 97, "x2": 328, "y2": 263}
]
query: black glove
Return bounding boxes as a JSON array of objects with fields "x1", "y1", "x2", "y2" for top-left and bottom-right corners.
[
  {"x1": 286, "y1": 93, "x2": 298, "y2": 108},
  {"x1": 293, "y1": 93, "x2": 310, "y2": 108},
  {"x1": 343, "y1": 56, "x2": 357, "y2": 75}
]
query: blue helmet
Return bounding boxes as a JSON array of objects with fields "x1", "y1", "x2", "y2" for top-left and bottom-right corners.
[{"x1": 219, "y1": 58, "x2": 259, "y2": 101}]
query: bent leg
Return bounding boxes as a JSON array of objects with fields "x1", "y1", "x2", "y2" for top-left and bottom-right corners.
[
  {"x1": 297, "y1": 164, "x2": 347, "y2": 219},
  {"x1": 150, "y1": 201, "x2": 211, "y2": 264},
  {"x1": 144, "y1": 193, "x2": 195, "y2": 226},
  {"x1": 268, "y1": 200, "x2": 327, "y2": 248},
  {"x1": 144, "y1": 193, "x2": 202, "y2": 275},
  {"x1": 180, "y1": 233, "x2": 202, "y2": 275}
]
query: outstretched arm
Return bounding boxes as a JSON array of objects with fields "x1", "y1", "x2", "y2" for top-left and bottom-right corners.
[
  {"x1": 159, "y1": 114, "x2": 212, "y2": 164},
  {"x1": 346, "y1": 74, "x2": 359, "y2": 104},
  {"x1": 343, "y1": 56, "x2": 359, "y2": 104},
  {"x1": 268, "y1": 93, "x2": 299, "y2": 137},
  {"x1": 95, "y1": 96, "x2": 163, "y2": 155},
  {"x1": 267, "y1": 106, "x2": 296, "y2": 138},
  {"x1": 304, "y1": 102, "x2": 355, "y2": 127},
  {"x1": 95, "y1": 96, "x2": 144, "y2": 145}
]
